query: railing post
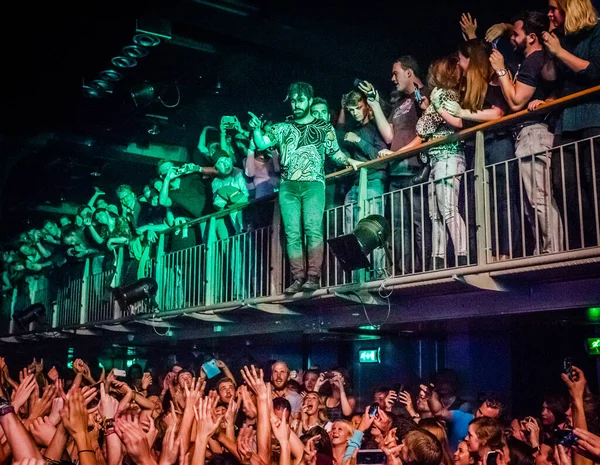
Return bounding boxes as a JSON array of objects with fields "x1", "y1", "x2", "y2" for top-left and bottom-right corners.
[
  {"x1": 155, "y1": 234, "x2": 166, "y2": 310},
  {"x1": 474, "y1": 130, "x2": 490, "y2": 264},
  {"x1": 357, "y1": 167, "x2": 369, "y2": 219},
  {"x1": 204, "y1": 218, "x2": 218, "y2": 306},
  {"x1": 79, "y1": 258, "x2": 91, "y2": 325},
  {"x1": 270, "y1": 199, "x2": 283, "y2": 296},
  {"x1": 112, "y1": 248, "x2": 124, "y2": 319}
]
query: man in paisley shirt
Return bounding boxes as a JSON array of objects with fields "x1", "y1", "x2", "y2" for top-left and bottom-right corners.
[{"x1": 249, "y1": 82, "x2": 361, "y2": 294}]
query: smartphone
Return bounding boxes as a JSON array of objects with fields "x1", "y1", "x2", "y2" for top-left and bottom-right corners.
[
  {"x1": 357, "y1": 450, "x2": 386, "y2": 465},
  {"x1": 563, "y1": 357, "x2": 573, "y2": 381},
  {"x1": 486, "y1": 451, "x2": 499, "y2": 465},
  {"x1": 555, "y1": 427, "x2": 578, "y2": 447},
  {"x1": 368, "y1": 402, "x2": 379, "y2": 418},
  {"x1": 202, "y1": 359, "x2": 221, "y2": 379},
  {"x1": 113, "y1": 368, "x2": 127, "y2": 378},
  {"x1": 353, "y1": 78, "x2": 364, "y2": 88},
  {"x1": 397, "y1": 384, "x2": 405, "y2": 394},
  {"x1": 414, "y1": 86, "x2": 423, "y2": 105}
]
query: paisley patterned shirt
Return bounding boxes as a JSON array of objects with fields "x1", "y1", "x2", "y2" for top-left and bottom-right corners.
[{"x1": 267, "y1": 118, "x2": 340, "y2": 183}]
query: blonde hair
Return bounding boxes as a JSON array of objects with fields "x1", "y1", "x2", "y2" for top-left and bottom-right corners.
[
  {"x1": 557, "y1": 0, "x2": 598, "y2": 33},
  {"x1": 332, "y1": 419, "x2": 354, "y2": 438},
  {"x1": 458, "y1": 40, "x2": 494, "y2": 112},
  {"x1": 304, "y1": 392, "x2": 330, "y2": 424}
]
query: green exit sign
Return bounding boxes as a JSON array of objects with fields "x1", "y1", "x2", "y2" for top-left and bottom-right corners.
[
  {"x1": 359, "y1": 348, "x2": 381, "y2": 364},
  {"x1": 587, "y1": 338, "x2": 600, "y2": 355}
]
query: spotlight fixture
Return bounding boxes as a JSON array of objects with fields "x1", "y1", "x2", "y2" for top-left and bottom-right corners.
[
  {"x1": 122, "y1": 44, "x2": 149, "y2": 58},
  {"x1": 327, "y1": 215, "x2": 391, "y2": 272},
  {"x1": 89, "y1": 80, "x2": 113, "y2": 92},
  {"x1": 99, "y1": 69, "x2": 123, "y2": 82},
  {"x1": 13, "y1": 303, "x2": 46, "y2": 328},
  {"x1": 133, "y1": 33, "x2": 161, "y2": 47},
  {"x1": 111, "y1": 56, "x2": 138, "y2": 68},
  {"x1": 83, "y1": 86, "x2": 104, "y2": 98},
  {"x1": 130, "y1": 81, "x2": 156, "y2": 107},
  {"x1": 113, "y1": 278, "x2": 158, "y2": 309}
]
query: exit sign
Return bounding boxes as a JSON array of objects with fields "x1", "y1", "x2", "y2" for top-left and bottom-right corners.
[
  {"x1": 359, "y1": 348, "x2": 381, "y2": 363},
  {"x1": 587, "y1": 338, "x2": 600, "y2": 355}
]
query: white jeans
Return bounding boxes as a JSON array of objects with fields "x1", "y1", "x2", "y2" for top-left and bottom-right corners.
[
  {"x1": 428, "y1": 155, "x2": 467, "y2": 259},
  {"x1": 515, "y1": 123, "x2": 564, "y2": 253}
]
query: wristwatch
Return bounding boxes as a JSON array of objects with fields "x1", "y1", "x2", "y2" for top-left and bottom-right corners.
[
  {"x1": 496, "y1": 68, "x2": 508, "y2": 77},
  {"x1": 0, "y1": 397, "x2": 14, "y2": 417}
]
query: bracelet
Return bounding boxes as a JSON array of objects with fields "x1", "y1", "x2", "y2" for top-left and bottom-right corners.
[
  {"x1": 78, "y1": 450, "x2": 95, "y2": 455},
  {"x1": 131, "y1": 391, "x2": 137, "y2": 403},
  {"x1": 44, "y1": 457, "x2": 61, "y2": 465},
  {"x1": 105, "y1": 429, "x2": 116, "y2": 437}
]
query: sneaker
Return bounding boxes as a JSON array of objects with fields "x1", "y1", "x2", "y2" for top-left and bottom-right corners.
[
  {"x1": 302, "y1": 275, "x2": 321, "y2": 291},
  {"x1": 284, "y1": 278, "x2": 305, "y2": 294}
]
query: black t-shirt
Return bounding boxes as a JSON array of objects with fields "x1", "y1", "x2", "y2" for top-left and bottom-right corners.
[
  {"x1": 516, "y1": 50, "x2": 553, "y2": 102},
  {"x1": 169, "y1": 174, "x2": 207, "y2": 219}
]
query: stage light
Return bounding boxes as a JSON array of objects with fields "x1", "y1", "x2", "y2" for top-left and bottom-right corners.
[
  {"x1": 13, "y1": 303, "x2": 46, "y2": 328},
  {"x1": 99, "y1": 69, "x2": 123, "y2": 82},
  {"x1": 83, "y1": 86, "x2": 104, "y2": 98},
  {"x1": 122, "y1": 45, "x2": 149, "y2": 59},
  {"x1": 327, "y1": 214, "x2": 390, "y2": 272},
  {"x1": 133, "y1": 33, "x2": 161, "y2": 47},
  {"x1": 130, "y1": 81, "x2": 156, "y2": 107},
  {"x1": 89, "y1": 80, "x2": 113, "y2": 92},
  {"x1": 113, "y1": 278, "x2": 158, "y2": 309},
  {"x1": 111, "y1": 56, "x2": 138, "y2": 68}
]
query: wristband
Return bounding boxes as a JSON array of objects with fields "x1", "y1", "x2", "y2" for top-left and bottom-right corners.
[
  {"x1": 78, "y1": 450, "x2": 95, "y2": 455},
  {"x1": 131, "y1": 391, "x2": 137, "y2": 403},
  {"x1": 0, "y1": 405, "x2": 14, "y2": 417}
]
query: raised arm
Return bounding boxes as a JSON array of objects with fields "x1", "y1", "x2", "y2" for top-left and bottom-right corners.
[
  {"x1": 543, "y1": 30, "x2": 599, "y2": 77},
  {"x1": 248, "y1": 112, "x2": 273, "y2": 151},
  {"x1": 359, "y1": 83, "x2": 394, "y2": 144},
  {"x1": 490, "y1": 50, "x2": 536, "y2": 111}
]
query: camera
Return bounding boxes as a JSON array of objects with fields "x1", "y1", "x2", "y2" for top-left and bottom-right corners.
[
  {"x1": 555, "y1": 427, "x2": 578, "y2": 447},
  {"x1": 323, "y1": 371, "x2": 336, "y2": 379},
  {"x1": 357, "y1": 450, "x2": 386, "y2": 465}
]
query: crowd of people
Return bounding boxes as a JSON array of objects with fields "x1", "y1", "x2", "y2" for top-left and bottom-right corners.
[
  {"x1": 2, "y1": 0, "x2": 599, "y2": 297},
  {"x1": 0, "y1": 351, "x2": 599, "y2": 465}
]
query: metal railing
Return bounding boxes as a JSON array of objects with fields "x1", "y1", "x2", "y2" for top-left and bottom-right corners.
[{"x1": 3, "y1": 85, "x2": 600, "y2": 334}]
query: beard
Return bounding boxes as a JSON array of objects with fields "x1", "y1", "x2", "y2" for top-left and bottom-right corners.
[{"x1": 292, "y1": 106, "x2": 309, "y2": 119}]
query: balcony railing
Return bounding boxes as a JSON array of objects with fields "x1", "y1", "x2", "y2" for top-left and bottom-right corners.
[{"x1": 4, "y1": 85, "x2": 600, "y2": 335}]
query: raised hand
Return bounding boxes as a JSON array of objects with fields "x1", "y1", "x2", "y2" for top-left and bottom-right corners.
[
  {"x1": 237, "y1": 424, "x2": 257, "y2": 464},
  {"x1": 240, "y1": 365, "x2": 268, "y2": 399},
  {"x1": 486, "y1": 23, "x2": 509, "y2": 42},
  {"x1": 248, "y1": 112, "x2": 262, "y2": 131},
  {"x1": 47, "y1": 366, "x2": 59, "y2": 384},
  {"x1": 460, "y1": 13, "x2": 478, "y2": 40},
  {"x1": 561, "y1": 365, "x2": 587, "y2": 401},
  {"x1": 28, "y1": 416, "x2": 56, "y2": 447},
  {"x1": 47, "y1": 397, "x2": 63, "y2": 426},
  {"x1": 158, "y1": 424, "x2": 181, "y2": 465},
  {"x1": 574, "y1": 428, "x2": 600, "y2": 462},
  {"x1": 114, "y1": 415, "x2": 154, "y2": 465},
  {"x1": 28, "y1": 385, "x2": 57, "y2": 420},
  {"x1": 383, "y1": 390, "x2": 397, "y2": 412},
  {"x1": 398, "y1": 391, "x2": 417, "y2": 417},
  {"x1": 59, "y1": 388, "x2": 89, "y2": 437},
  {"x1": 141, "y1": 373, "x2": 153, "y2": 391},
  {"x1": 12, "y1": 374, "x2": 38, "y2": 412},
  {"x1": 194, "y1": 395, "x2": 223, "y2": 441},
  {"x1": 98, "y1": 383, "x2": 119, "y2": 419},
  {"x1": 269, "y1": 408, "x2": 290, "y2": 444}
]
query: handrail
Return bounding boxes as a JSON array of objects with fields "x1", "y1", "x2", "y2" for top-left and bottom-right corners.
[
  {"x1": 159, "y1": 84, "x2": 600, "y2": 236},
  {"x1": 325, "y1": 84, "x2": 600, "y2": 180}
]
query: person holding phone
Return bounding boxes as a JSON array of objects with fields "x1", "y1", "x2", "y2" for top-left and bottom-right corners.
[{"x1": 465, "y1": 417, "x2": 505, "y2": 465}]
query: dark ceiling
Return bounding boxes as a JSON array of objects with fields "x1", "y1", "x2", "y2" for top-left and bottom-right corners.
[{"x1": 0, "y1": 0, "x2": 557, "y2": 241}]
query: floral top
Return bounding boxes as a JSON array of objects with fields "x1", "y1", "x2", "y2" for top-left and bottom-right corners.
[
  {"x1": 416, "y1": 88, "x2": 462, "y2": 160},
  {"x1": 267, "y1": 119, "x2": 342, "y2": 183}
]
